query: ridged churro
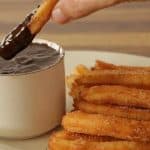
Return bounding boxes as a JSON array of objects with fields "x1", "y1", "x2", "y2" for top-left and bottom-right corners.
[
  {"x1": 93, "y1": 60, "x2": 150, "y2": 72},
  {"x1": 71, "y1": 85, "x2": 150, "y2": 109},
  {"x1": 49, "y1": 130, "x2": 150, "y2": 150},
  {"x1": 62, "y1": 111, "x2": 150, "y2": 142},
  {"x1": 75, "y1": 70, "x2": 150, "y2": 89},
  {"x1": 74, "y1": 101, "x2": 150, "y2": 121},
  {"x1": 50, "y1": 60, "x2": 150, "y2": 150}
]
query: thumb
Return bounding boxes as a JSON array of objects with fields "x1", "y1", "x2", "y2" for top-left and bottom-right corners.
[{"x1": 51, "y1": 0, "x2": 120, "y2": 24}]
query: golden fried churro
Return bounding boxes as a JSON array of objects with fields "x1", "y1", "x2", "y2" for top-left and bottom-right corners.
[
  {"x1": 74, "y1": 101, "x2": 150, "y2": 121},
  {"x1": 73, "y1": 65, "x2": 90, "y2": 75},
  {"x1": 66, "y1": 65, "x2": 90, "y2": 89},
  {"x1": 93, "y1": 60, "x2": 150, "y2": 72},
  {"x1": 64, "y1": 61, "x2": 150, "y2": 149},
  {"x1": 65, "y1": 131, "x2": 118, "y2": 141},
  {"x1": 66, "y1": 75, "x2": 78, "y2": 89},
  {"x1": 28, "y1": 0, "x2": 58, "y2": 34},
  {"x1": 49, "y1": 130, "x2": 150, "y2": 150},
  {"x1": 72, "y1": 85, "x2": 150, "y2": 109},
  {"x1": 62, "y1": 111, "x2": 150, "y2": 142},
  {"x1": 75, "y1": 70, "x2": 150, "y2": 89}
]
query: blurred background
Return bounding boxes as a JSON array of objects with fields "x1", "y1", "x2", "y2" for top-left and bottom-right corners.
[{"x1": 0, "y1": 0, "x2": 149, "y2": 56}]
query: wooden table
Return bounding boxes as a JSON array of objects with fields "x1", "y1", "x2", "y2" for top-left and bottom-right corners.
[{"x1": 0, "y1": 0, "x2": 150, "y2": 57}]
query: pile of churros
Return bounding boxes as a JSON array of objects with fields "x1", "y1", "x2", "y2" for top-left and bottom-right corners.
[{"x1": 49, "y1": 60, "x2": 150, "y2": 150}]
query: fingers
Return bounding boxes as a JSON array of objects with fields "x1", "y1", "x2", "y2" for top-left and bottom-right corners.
[{"x1": 51, "y1": 0, "x2": 120, "y2": 24}]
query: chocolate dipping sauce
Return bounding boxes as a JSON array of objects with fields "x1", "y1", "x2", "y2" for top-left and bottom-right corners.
[{"x1": 0, "y1": 43, "x2": 62, "y2": 74}]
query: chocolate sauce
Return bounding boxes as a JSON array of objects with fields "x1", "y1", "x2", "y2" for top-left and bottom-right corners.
[
  {"x1": 0, "y1": 12, "x2": 35, "y2": 60},
  {"x1": 0, "y1": 43, "x2": 62, "y2": 74}
]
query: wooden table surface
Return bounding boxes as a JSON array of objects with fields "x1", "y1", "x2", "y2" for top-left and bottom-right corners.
[{"x1": 0, "y1": 0, "x2": 150, "y2": 57}]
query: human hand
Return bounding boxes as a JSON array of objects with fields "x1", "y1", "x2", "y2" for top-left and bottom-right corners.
[{"x1": 51, "y1": 0, "x2": 122, "y2": 24}]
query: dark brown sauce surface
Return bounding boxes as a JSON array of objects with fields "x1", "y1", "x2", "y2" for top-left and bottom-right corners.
[{"x1": 0, "y1": 43, "x2": 62, "y2": 74}]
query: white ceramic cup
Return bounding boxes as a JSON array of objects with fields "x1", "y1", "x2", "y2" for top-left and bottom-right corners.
[{"x1": 0, "y1": 39, "x2": 65, "y2": 139}]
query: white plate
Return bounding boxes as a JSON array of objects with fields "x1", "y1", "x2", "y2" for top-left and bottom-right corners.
[{"x1": 0, "y1": 51, "x2": 149, "y2": 150}]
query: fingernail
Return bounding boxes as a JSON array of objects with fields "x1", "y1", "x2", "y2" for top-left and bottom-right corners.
[{"x1": 52, "y1": 8, "x2": 69, "y2": 23}]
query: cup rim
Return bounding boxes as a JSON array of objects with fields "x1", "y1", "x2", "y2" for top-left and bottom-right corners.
[{"x1": 0, "y1": 39, "x2": 65, "y2": 77}]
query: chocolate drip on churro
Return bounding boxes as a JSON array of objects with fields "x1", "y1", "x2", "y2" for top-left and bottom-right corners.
[{"x1": 0, "y1": 12, "x2": 35, "y2": 60}]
